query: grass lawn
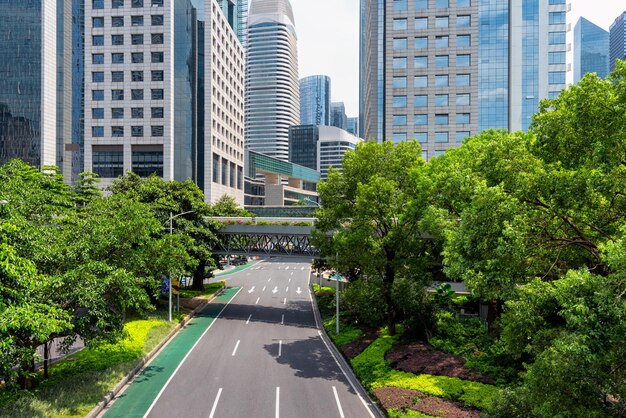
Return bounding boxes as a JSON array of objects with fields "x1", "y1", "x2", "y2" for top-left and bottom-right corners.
[{"x1": 178, "y1": 281, "x2": 225, "y2": 299}]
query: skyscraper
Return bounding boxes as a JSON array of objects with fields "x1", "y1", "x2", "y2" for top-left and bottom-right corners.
[
  {"x1": 330, "y1": 102, "x2": 348, "y2": 130},
  {"x1": 299, "y1": 75, "x2": 331, "y2": 126},
  {"x1": 609, "y1": 12, "x2": 626, "y2": 73},
  {"x1": 347, "y1": 117, "x2": 359, "y2": 136},
  {"x1": 574, "y1": 17, "x2": 609, "y2": 83},
  {"x1": 245, "y1": 0, "x2": 299, "y2": 161},
  {"x1": 360, "y1": 0, "x2": 569, "y2": 159}
]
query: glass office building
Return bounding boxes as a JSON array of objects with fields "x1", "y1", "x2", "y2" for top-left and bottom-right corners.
[
  {"x1": 610, "y1": 12, "x2": 626, "y2": 73},
  {"x1": 299, "y1": 75, "x2": 331, "y2": 126},
  {"x1": 288, "y1": 124, "x2": 319, "y2": 170},
  {"x1": 574, "y1": 17, "x2": 609, "y2": 83},
  {"x1": 330, "y1": 102, "x2": 348, "y2": 130},
  {"x1": 347, "y1": 117, "x2": 359, "y2": 136}
]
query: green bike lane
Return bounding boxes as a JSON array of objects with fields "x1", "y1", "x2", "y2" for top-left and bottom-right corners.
[{"x1": 102, "y1": 287, "x2": 242, "y2": 418}]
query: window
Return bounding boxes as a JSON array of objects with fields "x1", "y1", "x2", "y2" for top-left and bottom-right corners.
[
  {"x1": 415, "y1": 0, "x2": 427, "y2": 9},
  {"x1": 393, "y1": 38, "x2": 408, "y2": 50},
  {"x1": 456, "y1": 93, "x2": 470, "y2": 105},
  {"x1": 392, "y1": 133, "x2": 407, "y2": 142},
  {"x1": 112, "y1": 108, "x2": 124, "y2": 119},
  {"x1": 151, "y1": 125, "x2": 164, "y2": 136},
  {"x1": 151, "y1": 15, "x2": 164, "y2": 26},
  {"x1": 92, "y1": 0, "x2": 104, "y2": 9},
  {"x1": 393, "y1": 77, "x2": 407, "y2": 88},
  {"x1": 131, "y1": 15, "x2": 144, "y2": 26},
  {"x1": 435, "y1": 114, "x2": 449, "y2": 125},
  {"x1": 112, "y1": 71, "x2": 124, "y2": 82},
  {"x1": 549, "y1": 71, "x2": 566, "y2": 84},
  {"x1": 549, "y1": 32, "x2": 566, "y2": 45},
  {"x1": 151, "y1": 89, "x2": 164, "y2": 100},
  {"x1": 92, "y1": 35, "x2": 104, "y2": 46},
  {"x1": 112, "y1": 126, "x2": 124, "y2": 137},
  {"x1": 435, "y1": 94, "x2": 449, "y2": 106},
  {"x1": 415, "y1": 132, "x2": 428, "y2": 143},
  {"x1": 456, "y1": 131, "x2": 470, "y2": 142},
  {"x1": 435, "y1": 55, "x2": 449, "y2": 68},
  {"x1": 393, "y1": 0, "x2": 407, "y2": 12},
  {"x1": 548, "y1": 91, "x2": 561, "y2": 99},
  {"x1": 151, "y1": 33, "x2": 164, "y2": 44},
  {"x1": 457, "y1": 15, "x2": 470, "y2": 28},
  {"x1": 549, "y1": 0, "x2": 565, "y2": 3},
  {"x1": 456, "y1": 113, "x2": 470, "y2": 124},
  {"x1": 457, "y1": 0, "x2": 470, "y2": 6},
  {"x1": 112, "y1": 0, "x2": 124, "y2": 7},
  {"x1": 131, "y1": 107, "x2": 144, "y2": 118},
  {"x1": 111, "y1": 53, "x2": 124, "y2": 64},
  {"x1": 456, "y1": 74, "x2": 470, "y2": 86},
  {"x1": 414, "y1": 56, "x2": 428, "y2": 68},
  {"x1": 112, "y1": 16, "x2": 124, "y2": 27},
  {"x1": 92, "y1": 126, "x2": 104, "y2": 137},
  {"x1": 92, "y1": 90, "x2": 104, "y2": 101},
  {"x1": 132, "y1": 34, "x2": 144, "y2": 45},
  {"x1": 112, "y1": 34, "x2": 124, "y2": 45},
  {"x1": 393, "y1": 96, "x2": 407, "y2": 107},
  {"x1": 92, "y1": 71, "x2": 104, "y2": 82},
  {"x1": 152, "y1": 0, "x2": 163, "y2": 5},
  {"x1": 92, "y1": 17, "x2": 104, "y2": 28},
  {"x1": 549, "y1": 11, "x2": 566, "y2": 25},
  {"x1": 435, "y1": 0, "x2": 448, "y2": 7},
  {"x1": 457, "y1": 54, "x2": 470, "y2": 67},
  {"x1": 151, "y1": 107, "x2": 164, "y2": 118},
  {"x1": 393, "y1": 18, "x2": 407, "y2": 30},
  {"x1": 435, "y1": 16, "x2": 449, "y2": 28},
  {"x1": 435, "y1": 75, "x2": 449, "y2": 87},
  {"x1": 414, "y1": 95, "x2": 428, "y2": 107},
  {"x1": 151, "y1": 70, "x2": 164, "y2": 81},
  {"x1": 435, "y1": 35, "x2": 449, "y2": 48},
  {"x1": 393, "y1": 115, "x2": 407, "y2": 126},
  {"x1": 112, "y1": 89, "x2": 124, "y2": 100},
  {"x1": 549, "y1": 51, "x2": 566, "y2": 64},
  {"x1": 131, "y1": 126, "x2": 144, "y2": 137},
  {"x1": 415, "y1": 17, "x2": 427, "y2": 30},
  {"x1": 457, "y1": 34, "x2": 470, "y2": 47},
  {"x1": 414, "y1": 37, "x2": 428, "y2": 49},
  {"x1": 131, "y1": 71, "x2": 144, "y2": 82},
  {"x1": 92, "y1": 108, "x2": 104, "y2": 119},
  {"x1": 151, "y1": 51, "x2": 164, "y2": 63},
  {"x1": 131, "y1": 89, "x2": 144, "y2": 100},
  {"x1": 132, "y1": 52, "x2": 144, "y2": 63},
  {"x1": 132, "y1": 148, "x2": 163, "y2": 177},
  {"x1": 393, "y1": 57, "x2": 407, "y2": 69},
  {"x1": 131, "y1": 0, "x2": 143, "y2": 7},
  {"x1": 435, "y1": 132, "x2": 449, "y2": 143},
  {"x1": 414, "y1": 75, "x2": 428, "y2": 88},
  {"x1": 92, "y1": 53, "x2": 104, "y2": 64},
  {"x1": 213, "y1": 154, "x2": 220, "y2": 183},
  {"x1": 414, "y1": 114, "x2": 427, "y2": 125}
]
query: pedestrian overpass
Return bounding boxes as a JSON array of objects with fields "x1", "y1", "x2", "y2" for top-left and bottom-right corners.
[{"x1": 210, "y1": 217, "x2": 319, "y2": 257}]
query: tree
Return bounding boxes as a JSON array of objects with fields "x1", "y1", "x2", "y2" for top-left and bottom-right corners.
[
  {"x1": 314, "y1": 140, "x2": 437, "y2": 335},
  {"x1": 213, "y1": 194, "x2": 251, "y2": 216}
]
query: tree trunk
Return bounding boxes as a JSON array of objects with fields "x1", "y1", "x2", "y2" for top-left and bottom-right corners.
[
  {"x1": 383, "y1": 251, "x2": 397, "y2": 336},
  {"x1": 486, "y1": 300, "x2": 502, "y2": 335},
  {"x1": 191, "y1": 260, "x2": 206, "y2": 291},
  {"x1": 43, "y1": 341, "x2": 49, "y2": 379}
]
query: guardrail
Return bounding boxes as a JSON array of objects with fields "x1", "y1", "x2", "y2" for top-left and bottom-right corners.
[{"x1": 207, "y1": 217, "x2": 317, "y2": 224}]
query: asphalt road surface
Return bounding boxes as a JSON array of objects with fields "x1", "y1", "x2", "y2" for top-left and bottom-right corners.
[{"x1": 103, "y1": 257, "x2": 381, "y2": 418}]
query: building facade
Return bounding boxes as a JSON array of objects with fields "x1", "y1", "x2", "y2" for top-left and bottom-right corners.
[
  {"x1": 347, "y1": 116, "x2": 359, "y2": 136},
  {"x1": 288, "y1": 124, "x2": 318, "y2": 170},
  {"x1": 610, "y1": 12, "x2": 626, "y2": 73},
  {"x1": 330, "y1": 101, "x2": 348, "y2": 130},
  {"x1": 360, "y1": 0, "x2": 569, "y2": 159},
  {"x1": 299, "y1": 75, "x2": 331, "y2": 126},
  {"x1": 574, "y1": 17, "x2": 609, "y2": 83},
  {"x1": 245, "y1": 0, "x2": 299, "y2": 161}
]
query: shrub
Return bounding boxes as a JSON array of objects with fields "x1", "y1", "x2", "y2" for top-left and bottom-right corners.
[
  {"x1": 323, "y1": 316, "x2": 364, "y2": 347},
  {"x1": 341, "y1": 277, "x2": 386, "y2": 327}
]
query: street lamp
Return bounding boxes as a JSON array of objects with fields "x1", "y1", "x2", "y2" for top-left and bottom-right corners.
[
  {"x1": 168, "y1": 210, "x2": 194, "y2": 322},
  {"x1": 302, "y1": 197, "x2": 321, "y2": 207}
]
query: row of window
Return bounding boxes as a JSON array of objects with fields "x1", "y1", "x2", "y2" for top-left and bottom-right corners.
[
  {"x1": 392, "y1": 0, "x2": 471, "y2": 12},
  {"x1": 393, "y1": 113, "x2": 471, "y2": 125},
  {"x1": 90, "y1": 106, "x2": 164, "y2": 118},
  {"x1": 92, "y1": 33, "x2": 164, "y2": 46},
  {"x1": 393, "y1": 15, "x2": 470, "y2": 30},
  {"x1": 393, "y1": 34, "x2": 471, "y2": 50},
  {"x1": 393, "y1": 54, "x2": 470, "y2": 69},
  {"x1": 394, "y1": 93, "x2": 471, "y2": 107},
  {"x1": 91, "y1": 125, "x2": 164, "y2": 137},
  {"x1": 391, "y1": 131, "x2": 469, "y2": 143},
  {"x1": 92, "y1": 70, "x2": 163, "y2": 82},
  {"x1": 393, "y1": 74, "x2": 471, "y2": 88},
  {"x1": 92, "y1": 51, "x2": 163, "y2": 64},
  {"x1": 92, "y1": 0, "x2": 163, "y2": 9}
]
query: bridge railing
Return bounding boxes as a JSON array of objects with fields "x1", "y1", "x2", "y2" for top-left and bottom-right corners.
[{"x1": 207, "y1": 217, "x2": 317, "y2": 224}]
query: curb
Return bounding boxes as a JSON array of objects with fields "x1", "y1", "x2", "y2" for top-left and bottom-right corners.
[{"x1": 85, "y1": 287, "x2": 226, "y2": 418}]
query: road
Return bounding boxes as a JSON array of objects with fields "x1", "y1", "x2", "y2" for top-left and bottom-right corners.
[{"x1": 102, "y1": 257, "x2": 381, "y2": 418}]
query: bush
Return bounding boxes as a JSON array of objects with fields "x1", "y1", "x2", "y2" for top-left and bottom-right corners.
[
  {"x1": 341, "y1": 277, "x2": 386, "y2": 327},
  {"x1": 323, "y1": 316, "x2": 364, "y2": 347},
  {"x1": 388, "y1": 410, "x2": 435, "y2": 418},
  {"x1": 392, "y1": 277, "x2": 437, "y2": 339}
]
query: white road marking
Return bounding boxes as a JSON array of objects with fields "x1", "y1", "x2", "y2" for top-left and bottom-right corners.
[
  {"x1": 231, "y1": 340, "x2": 240, "y2": 356},
  {"x1": 272, "y1": 286, "x2": 278, "y2": 294},
  {"x1": 278, "y1": 340, "x2": 282, "y2": 357},
  {"x1": 255, "y1": 297, "x2": 260, "y2": 305},
  {"x1": 283, "y1": 297, "x2": 287, "y2": 305},
  {"x1": 333, "y1": 386, "x2": 345, "y2": 418},
  {"x1": 142, "y1": 287, "x2": 242, "y2": 418},
  {"x1": 296, "y1": 287, "x2": 302, "y2": 294},
  {"x1": 275, "y1": 387, "x2": 280, "y2": 418},
  {"x1": 286, "y1": 286, "x2": 289, "y2": 292},
  {"x1": 285, "y1": 266, "x2": 290, "y2": 270},
  {"x1": 288, "y1": 278, "x2": 291, "y2": 283},
  {"x1": 246, "y1": 273, "x2": 251, "y2": 276},
  {"x1": 246, "y1": 314, "x2": 252, "y2": 324},
  {"x1": 268, "y1": 277, "x2": 272, "y2": 282},
  {"x1": 208, "y1": 388, "x2": 223, "y2": 418},
  {"x1": 248, "y1": 286, "x2": 255, "y2": 293},
  {"x1": 281, "y1": 314, "x2": 284, "y2": 325},
  {"x1": 262, "y1": 286, "x2": 266, "y2": 292},
  {"x1": 290, "y1": 272, "x2": 294, "y2": 276}
]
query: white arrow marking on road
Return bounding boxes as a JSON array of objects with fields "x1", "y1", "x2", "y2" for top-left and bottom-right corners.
[
  {"x1": 285, "y1": 266, "x2": 290, "y2": 270},
  {"x1": 246, "y1": 314, "x2": 252, "y2": 324},
  {"x1": 262, "y1": 286, "x2": 266, "y2": 292},
  {"x1": 296, "y1": 287, "x2": 302, "y2": 294},
  {"x1": 272, "y1": 286, "x2": 278, "y2": 294},
  {"x1": 333, "y1": 386, "x2": 345, "y2": 418},
  {"x1": 248, "y1": 286, "x2": 255, "y2": 293},
  {"x1": 275, "y1": 387, "x2": 280, "y2": 418},
  {"x1": 255, "y1": 297, "x2": 260, "y2": 305},
  {"x1": 301, "y1": 266, "x2": 305, "y2": 270},
  {"x1": 281, "y1": 314, "x2": 284, "y2": 325},
  {"x1": 232, "y1": 340, "x2": 240, "y2": 356},
  {"x1": 208, "y1": 388, "x2": 223, "y2": 418},
  {"x1": 278, "y1": 340, "x2": 282, "y2": 357}
]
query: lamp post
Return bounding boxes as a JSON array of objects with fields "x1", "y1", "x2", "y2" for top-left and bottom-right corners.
[
  {"x1": 335, "y1": 251, "x2": 339, "y2": 335},
  {"x1": 168, "y1": 210, "x2": 194, "y2": 322}
]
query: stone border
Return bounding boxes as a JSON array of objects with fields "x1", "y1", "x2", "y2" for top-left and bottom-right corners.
[{"x1": 85, "y1": 287, "x2": 225, "y2": 418}]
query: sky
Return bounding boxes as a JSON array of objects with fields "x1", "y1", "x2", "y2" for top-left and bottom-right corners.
[{"x1": 289, "y1": 0, "x2": 626, "y2": 118}]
